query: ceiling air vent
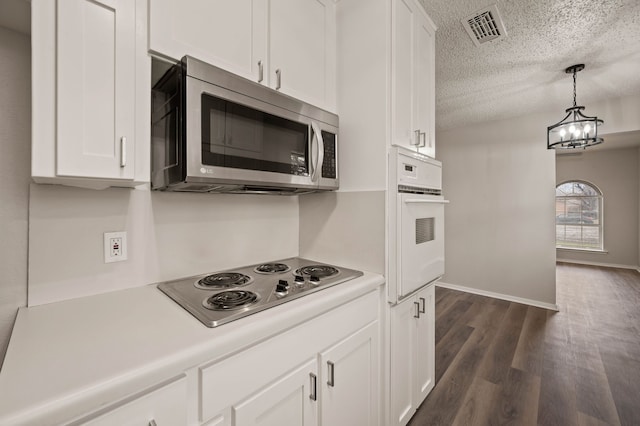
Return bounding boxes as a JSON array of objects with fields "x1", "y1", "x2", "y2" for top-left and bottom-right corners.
[{"x1": 462, "y1": 4, "x2": 507, "y2": 47}]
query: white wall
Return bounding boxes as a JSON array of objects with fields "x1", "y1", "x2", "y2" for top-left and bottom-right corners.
[
  {"x1": 0, "y1": 27, "x2": 30, "y2": 366},
  {"x1": 556, "y1": 148, "x2": 639, "y2": 268},
  {"x1": 28, "y1": 185, "x2": 299, "y2": 306},
  {"x1": 299, "y1": 191, "x2": 385, "y2": 274},
  {"x1": 437, "y1": 113, "x2": 557, "y2": 306}
]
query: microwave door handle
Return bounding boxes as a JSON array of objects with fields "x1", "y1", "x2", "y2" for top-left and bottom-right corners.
[
  {"x1": 311, "y1": 122, "x2": 324, "y2": 182},
  {"x1": 404, "y1": 199, "x2": 450, "y2": 204}
]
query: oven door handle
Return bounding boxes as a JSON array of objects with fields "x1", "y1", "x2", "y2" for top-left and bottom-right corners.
[
  {"x1": 310, "y1": 121, "x2": 324, "y2": 183},
  {"x1": 404, "y1": 199, "x2": 450, "y2": 204}
]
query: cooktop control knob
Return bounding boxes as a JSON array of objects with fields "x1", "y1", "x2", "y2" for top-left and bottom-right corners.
[
  {"x1": 309, "y1": 276, "x2": 320, "y2": 286},
  {"x1": 275, "y1": 280, "x2": 289, "y2": 297},
  {"x1": 294, "y1": 275, "x2": 305, "y2": 287}
]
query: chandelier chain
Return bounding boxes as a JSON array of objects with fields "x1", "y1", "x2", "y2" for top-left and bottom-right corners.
[{"x1": 572, "y1": 69, "x2": 577, "y2": 107}]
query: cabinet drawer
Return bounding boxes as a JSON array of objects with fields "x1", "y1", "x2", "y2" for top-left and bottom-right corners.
[
  {"x1": 200, "y1": 289, "x2": 379, "y2": 423},
  {"x1": 67, "y1": 375, "x2": 187, "y2": 426}
]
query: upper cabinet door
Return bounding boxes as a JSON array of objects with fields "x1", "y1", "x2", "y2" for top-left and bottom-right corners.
[
  {"x1": 392, "y1": 0, "x2": 416, "y2": 151},
  {"x1": 392, "y1": 0, "x2": 436, "y2": 157},
  {"x1": 56, "y1": 0, "x2": 136, "y2": 179},
  {"x1": 414, "y1": 17, "x2": 435, "y2": 158},
  {"x1": 149, "y1": 0, "x2": 266, "y2": 82},
  {"x1": 268, "y1": 0, "x2": 336, "y2": 109}
]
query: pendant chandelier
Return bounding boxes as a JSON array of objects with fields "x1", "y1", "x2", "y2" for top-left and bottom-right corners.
[{"x1": 547, "y1": 64, "x2": 604, "y2": 150}]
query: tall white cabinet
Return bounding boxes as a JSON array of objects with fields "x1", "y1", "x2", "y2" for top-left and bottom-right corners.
[
  {"x1": 31, "y1": 0, "x2": 149, "y2": 189},
  {"x1": 148, "y1": 0, "x2": 336, "y2": 111}
]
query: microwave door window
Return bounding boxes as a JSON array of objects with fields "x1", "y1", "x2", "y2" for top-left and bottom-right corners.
[{"x1": 201, "y1": 94, "x2": 309, "y2": 176}]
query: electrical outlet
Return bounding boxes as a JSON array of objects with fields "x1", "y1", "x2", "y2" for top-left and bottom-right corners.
[{"x1": 104, "y1": 231, "x2": 128, "y2": 263}]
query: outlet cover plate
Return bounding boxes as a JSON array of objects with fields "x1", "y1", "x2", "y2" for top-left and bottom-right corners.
[{"x1": 104, "y1": 231, "x2": 128, "y2": 263}]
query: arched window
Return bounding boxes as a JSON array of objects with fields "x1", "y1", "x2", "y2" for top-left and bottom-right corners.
[{"x1": 556, "y1": 181, "x2": 603, "y2": 250}]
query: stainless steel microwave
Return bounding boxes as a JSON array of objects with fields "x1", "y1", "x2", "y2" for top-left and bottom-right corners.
[{"x1": 151, "y1": 56, "x2": 339, "y2": 194}]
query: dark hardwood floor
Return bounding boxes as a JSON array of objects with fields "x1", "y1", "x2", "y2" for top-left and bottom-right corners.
[{"x1": 408, "y1": 263, "x2": 640, "y2": 426}]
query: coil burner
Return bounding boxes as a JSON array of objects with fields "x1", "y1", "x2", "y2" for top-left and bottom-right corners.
[
  {"x1": 254, "y1": 263, "x2": 291, "y2": 274},
  {"x1": 194, "y1": 272, "x2": 253, "y2": 290},
  {"x1": 295, "y1": 265, "x2": 339, "y2": 279},
  {"x1": 202, "y1": 290, "x2": 259, "y2": 310}
]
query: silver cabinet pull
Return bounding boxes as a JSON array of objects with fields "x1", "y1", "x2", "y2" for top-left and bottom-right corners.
[
  {"x1": 148, "y1": 420, "x2": 157, "y2": 426},
  {"x1": 309, "y1": 372, "x2": 317, "y2": 401},
  {"x1": 258, "y1": 60, "x2": 264, "y2": 83},
  {"x1": 412, "y1": 129, "x2": 421, "y2": 146},
  {"x1": 419, "y1": 297, "x2": 426, "y2": 314},
  {"x1": 275, "y1": 69, "x2": 281, "y2": 90},
  {"x1": 414, "y1": 301, "x2": 421, "y2": 318},
  {"x1": 120, "y1": 136, "x2": 126, "y2": 167},
  {"x1": 327, "y1": 361, "x2": 335, "y2": 387},
  {"x1": 419, "y1": 132, "x2": 427, "y2": 148}
]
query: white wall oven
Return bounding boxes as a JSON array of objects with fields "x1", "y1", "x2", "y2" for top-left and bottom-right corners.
[
  {"x1": 388, "y1": 146, "x2": 447, "y2": 304},
  {"x1": 151, "y1": 56, "x2": 339, "y2": 194}
]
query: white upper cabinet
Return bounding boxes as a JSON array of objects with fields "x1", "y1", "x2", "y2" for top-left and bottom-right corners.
[
  {"x1": 149, "y1": 0, "x2": 336, "y2": 111},
  {"x1": 149, "y1": 0, "x2": 264, "y2": 82},
  {"x1": 392, "y1": 0, "x2": 436, "y2": 157},
  {"x1": 31, "y1": 0, "x2": 149, "y2": 188}
]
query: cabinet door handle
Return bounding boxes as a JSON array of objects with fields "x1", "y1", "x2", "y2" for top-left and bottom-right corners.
[
  {"x1": 419, "y1": 297, "x2": 426, "y2": 314},
  {"x1": 414, "y1": 301, "x2": 421, "y2": 318},
  {"x1": 420, "y1": 132, "x2": 427, "y2": 148},
  {"x1": 412, "y1": 129, "x2": 421, "y2": 146},
  {"x1": 327, "y1": 361, "x2": 335, "y2": 387},
  {"x1": 148, "y1": 420, "x2": 157, "y2": 426},
  {"x1": 120, "y1": 136, "x2": 126, "y2": 167},
  {"x1": 275, "y1": 69, "x2": 281, "y2": 90},
  {"x1": 309, "y1": 372, "x2": 317, "y2": 401},
  {"x1": 258, "y1": 60, "x2": 264, "y2": 83}
]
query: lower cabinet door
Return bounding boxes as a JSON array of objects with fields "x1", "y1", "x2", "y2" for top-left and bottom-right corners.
[
  {"x1": 320, "y1": 321, "x2": 379, "y2": 426},
  {"x1": 233, "y1": 358, "x2": 319, "y2": 426},
  {"x1": 74, "y1": 375, "x2": 187, "y2": 426},
  {"x1": 415, "y1": 285, "x2": 435, "y2": 406},
  {"x1": 390, "y1": 297, "x2": 418, "y2": 426}
]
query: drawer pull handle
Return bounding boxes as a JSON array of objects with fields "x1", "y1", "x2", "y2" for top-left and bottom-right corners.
[{"x1": 327, "y1": 361, "x2": 335, "y2": 387}]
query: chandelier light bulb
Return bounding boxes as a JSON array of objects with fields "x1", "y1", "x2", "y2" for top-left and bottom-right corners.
[
  {"x1": 573, "y1": 128, "x2": 581, "y2": 137},
  {"x1": 584, "y1": 124, "x2": 591, "y2": 133},
  {"x1": 569, "y1": 125, "x2": 576, "y2": 133}
]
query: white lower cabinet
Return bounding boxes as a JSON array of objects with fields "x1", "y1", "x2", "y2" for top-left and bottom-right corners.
[
  {"x1": 234, "y1": 358, "x2": 319, "y2": 426},
  {"x1": 199, "y1": 290, "x2": 380, "y2": 426},
  {"x1": 320, "y1": 322, "x2": 379, "y2": 426},
  {"x1": 69, "y1": 375, "x2": 188, "y2": 426},
  {"x1": 389, "y1": 284, "x2": 435, "y2": 426}
]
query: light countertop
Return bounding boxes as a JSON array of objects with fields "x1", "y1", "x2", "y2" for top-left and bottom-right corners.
[{"x1": 0, "y1": 272, "x2": 384, "y2": 425}]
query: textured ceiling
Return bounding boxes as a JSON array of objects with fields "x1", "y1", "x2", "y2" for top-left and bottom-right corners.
[{"x1": 419, "y1": 0, "x2": 640, "y2": 132}]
